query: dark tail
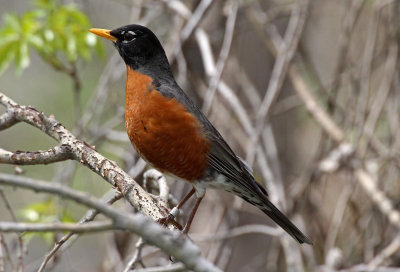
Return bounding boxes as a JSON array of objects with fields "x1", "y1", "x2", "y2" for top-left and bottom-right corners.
[
  {"x1": 257, "y1": 197, "x2": 312, "y2": 244},
  {"x1": 238, "y1": 182, "x2": 312, "y2": 244},
  {"x1": 215, "y1": 156, "x2": 312, "y2": 244}
]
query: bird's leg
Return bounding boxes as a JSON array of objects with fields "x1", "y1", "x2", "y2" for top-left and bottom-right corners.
[
  {"x1": 157, "y1": 188, "x2": 196, "y2": 230},
  {"x1": 182, "y1": 194, "x2": 204, "y2": 234}
]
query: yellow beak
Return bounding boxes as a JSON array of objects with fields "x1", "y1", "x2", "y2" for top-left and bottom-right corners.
[{"x1": 89, "y1": 28, "x2": 118, "y2": 42}]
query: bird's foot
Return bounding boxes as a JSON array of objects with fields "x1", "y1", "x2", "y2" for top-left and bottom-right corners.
[
  {"x1": 157, "y1": 211, "x2": 183, "y2": 263},
  {"x1": 157, "y1": 208, "x2": 183, "y2": 230}
]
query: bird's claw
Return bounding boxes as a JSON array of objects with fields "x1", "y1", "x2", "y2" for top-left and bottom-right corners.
[{"x1": 157, "y1": 213, "x2": 183, "y2": 230}]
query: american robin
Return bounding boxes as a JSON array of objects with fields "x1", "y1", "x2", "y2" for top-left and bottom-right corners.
[{"x1": 89, "y1": 24, "x2": 312, "y2": 244}]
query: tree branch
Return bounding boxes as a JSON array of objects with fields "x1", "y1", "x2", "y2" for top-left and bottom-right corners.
[
  {"x1": 0, "y1": 92, "x2": 169, "y2": 223},
  {"x1": 38, "y1": 190, "x2": 123, "y2": 272},
  {"x1": 0, "y1": 146, "x2": 72, "y2": 165},
  {"x1": 246, "y1": 0, "x2": 309, "y2": 166},
  {"x1": 0, "y1": 109, "x2": 18, "y2": 130},
  {"x1": 0, "y1": 173, "x2": 221, "y2": 272},
  {"x1": 0, "y1": 221, "x2": 114, "y2": 233},
  {"x1": 257, "y1": 21, "x2": 400, "y2": 230}
]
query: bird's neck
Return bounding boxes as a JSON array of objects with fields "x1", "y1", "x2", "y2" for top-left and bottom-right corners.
[
  {"x1": 125, "y1": 67, "x2": 153, "y2": 102},
  {"x1": 124, "y1": 53, "x2": 176, "y2": 107},
  {"x1": 134, "y1": 53, "x2": 174, "y2": 82}
]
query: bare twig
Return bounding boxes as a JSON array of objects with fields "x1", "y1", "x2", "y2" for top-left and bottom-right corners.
[
  {"x1": 195, "y1": 29, "x2": 254, "y2": 135},
  {"x1": 0, "y1": 233, "x2": 13, "y2": 271},
  {"x1": 123, "y1": 237, "x2": 144, "y2": 272},
  {"x1": 134, "y1": 263, "x2": 187, "y2": 272},
  {"x1": 355, "y1": 3, "x2": 380, "y2": 147},
  {"x1": 169, "y1": 0, "x2": 213, "y2": 62},
  {"x1": 0, "y1": 234, "x2": 6, "y2": 272},
  {"x1": 202, "y1": 0, "x2": 238, "y2": 114},
  {"x1": 143, "y1": 169, "x2": 169, "y2": 206},
  {"x1": 354, "y1": 169, "x2": 400, "y2": 227},
  {"x1": 246, "y1": 0, "x2": 309, "y2": 166},
  {"x1": 362, "y1": 42, "x2": 398, "y2": 154},
  {"x1": 286, "y1": 49, "x2": 400, "y2": 231},
  {"x1": 193, "y1": 224, "x2": 280, "y2": 242},
  {"x1": 38, "y1": 191, "x2": 123, "y2": 272},
  {"x1": 367, "y1": 235, "x2": 400, "y2": 269},
  {"x1": 0, "y1": 189, "x2": 24, "y2": 272},
  {"x1": 0, "y1": 221, "x2": 114, "y2": 233}
]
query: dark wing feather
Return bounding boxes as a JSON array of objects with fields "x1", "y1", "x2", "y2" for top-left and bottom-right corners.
[
  {"x1": 207, "y1": 135, "x2": 312, "y2": 244},
  {"x1": 156, "y1": 81, "x2": 312, "y2": 244}
]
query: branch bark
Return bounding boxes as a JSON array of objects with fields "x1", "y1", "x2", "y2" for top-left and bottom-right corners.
[
  {"x1": 0, "y1": 173, "x2": 221, "y2": 272},
  {"x1": 0, "y1": 92, "x2": 222, "y2": 272},
  {"x1": 0, "y1": 92, "x2": 168, "y2": 222}
]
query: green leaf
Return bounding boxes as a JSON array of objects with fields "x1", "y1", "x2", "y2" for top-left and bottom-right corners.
[
  {"x1": 3, "y1": 13, "x2": 20, "y2": 32},
  {"x1": 19, "y1": 198, "x2": 76, "y2": 245},
  {"x1": 21, "y1": 11, "x2": 41, "y2": 34},
  {"x1": 66, "y1": 36, "x2": 77, "y2": 61},
  {"x1": 27, "y1": 34, "x2": 44, "y2": 49},
  {"x1": 19, "y1": 198, "x2": 56, "y2": 222},
  {"x1": 0, "y1": 41, "x2": 17, "y2": 73},
  {"x1": 34, "y1": 0, "x2": 57, "y2": 10},
  {"x1": 15, "y1": 42, "x2": 30, "y2": 72},
  {"x1": 0, "y1": 33, "x2": 19, "y2": 46},
  {"x1": 61, "y1": 210, "x2": 76, "y2": 223},
  {"x1": 0, "y1": 0, "x2": 104, "y2": 74}
]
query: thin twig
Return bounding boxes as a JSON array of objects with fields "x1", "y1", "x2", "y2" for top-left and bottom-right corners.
[
  {"x1": 202, "y1": 0, "x2": 238, "y2": 114},
  {"x1": 134, "y1": 263, "x2": 187, "y2": 272},
  {"x1": 123, "y1": 237, "x2": 144, "y2": 272},
  {"x1": 0, "y1": 189, "x2": 24, "y2": 272},
  {"x1": 38, "y1": 191, "x2": 123, "y2": 272},
  {"x1": 169, "y1": 0, "x2": 213, "y2": 62},
  {"x1": 246, "y1": 0, "x2": 309, "y2": 166},
  {"x1": 192, "y1": 224, "x2": 280, "y2": 242},
  {"x1": 143, "y1": 169, "x2": 169, "y2": 206},
  {"x1": 0, "y1": 234, "x2": 6, "y2": 272},
  {"x1": 0, "y1": 221, "x2": 114, "y2": 233},
  {"x1": 367, "y1": 234, "x2": 400, "y2": 269}
]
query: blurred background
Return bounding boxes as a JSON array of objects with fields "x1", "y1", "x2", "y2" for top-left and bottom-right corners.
[{"x1": 1, "y1": 0, "x2": 400, "y2": 271}]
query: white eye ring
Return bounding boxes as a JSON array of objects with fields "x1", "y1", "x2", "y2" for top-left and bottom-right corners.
[{"x1": 123, "y1": 31, "x2": 136, "y2": 43}]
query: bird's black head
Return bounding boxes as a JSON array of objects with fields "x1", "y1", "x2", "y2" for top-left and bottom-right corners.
[{"x1": 90, "y1": 24, "x2": 170, "y2": 72}]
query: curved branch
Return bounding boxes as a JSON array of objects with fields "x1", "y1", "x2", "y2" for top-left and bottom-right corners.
[
  {"x1": 0, "y1": 221, "x2": 113, "y2": 233},
  {"x1": 192, "y1": 224, "x2": 281, "y2": 242},
  {"x1": 0, "y1": 146, "x2": 72, "y2": 165},
  {"x1": 0, "y1": 173, "x2": 221, "y2": 272},
  {"x1": 0, "y1": 92, "x2": 168, "y2": 223},
  {"x1": 0, "y1": 109, "x2": 18, "y2": 130},
  {"x1": 143, "y1": 169, "x2": 169, "y2": 206}
]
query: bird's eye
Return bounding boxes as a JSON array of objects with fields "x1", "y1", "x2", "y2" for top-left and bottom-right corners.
[{"x1": 123, "y1": 31, "x2": 136, "y2": 42}]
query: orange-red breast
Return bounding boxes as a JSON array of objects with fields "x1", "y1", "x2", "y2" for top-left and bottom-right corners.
[{"x1": 89, "y1": 25, "x2": 312, "y2": 244}]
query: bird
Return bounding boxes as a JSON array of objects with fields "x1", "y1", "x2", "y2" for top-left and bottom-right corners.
[{"x1": 89, "y1": 24, "x2": 312, "y2": 244}]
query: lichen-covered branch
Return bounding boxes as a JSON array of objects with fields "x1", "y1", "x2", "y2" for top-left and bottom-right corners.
[
  {"x1": 0, "y1": 146, "x2": 72, "y2": 165},
  {"x1": 0, "y1": 92, "x2": 168, "y2": 223},
  {"x1": 0, "y1": 92, "x2": 225, "y2": 271},
  {"x1": 0, "y1": 173, "x2": 221, "y2": 272}
]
